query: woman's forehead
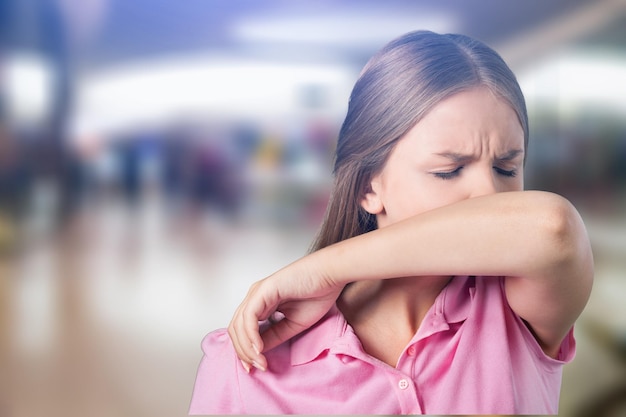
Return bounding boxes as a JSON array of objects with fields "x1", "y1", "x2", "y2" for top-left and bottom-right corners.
[{"x1": 407, "y1": 89, "x2": 523, "y2": 142}]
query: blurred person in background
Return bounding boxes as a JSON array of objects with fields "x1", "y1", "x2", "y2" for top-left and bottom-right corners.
[{"x1": 190, "y1": 30, "x2": 593, "y2": 414}]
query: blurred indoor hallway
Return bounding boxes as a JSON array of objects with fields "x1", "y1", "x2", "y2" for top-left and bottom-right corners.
[
  {"x1": 2, "y1": 187, "x2": 316, "y2": 417},
  {"x1": 1, "y1": 185, "x2": 626, "y2": 417}
]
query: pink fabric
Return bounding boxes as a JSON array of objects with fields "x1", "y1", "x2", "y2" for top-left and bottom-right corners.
[{"x1": 189, "y1": 276, "x2": 575, "y2": 414}]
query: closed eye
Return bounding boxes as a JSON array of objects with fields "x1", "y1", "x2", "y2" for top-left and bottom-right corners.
[
  {"x1": 494, "y1": 166, "x2": 517, "y2": 177},
  {"x1": 433, "y1": 166, "x2": 463, "y2": 180}
]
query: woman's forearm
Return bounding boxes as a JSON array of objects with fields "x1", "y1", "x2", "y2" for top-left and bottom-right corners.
[
  {"x1": 228, "y1": 191, "x2": 592, "y2": 362},
  {"x1": 311, "y1": 191, "x2": 591, "y2": 285}
]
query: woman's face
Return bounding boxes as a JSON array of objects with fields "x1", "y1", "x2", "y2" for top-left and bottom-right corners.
[{"x1": 361, "y1": 87, "x2": 525, "y2": 228}]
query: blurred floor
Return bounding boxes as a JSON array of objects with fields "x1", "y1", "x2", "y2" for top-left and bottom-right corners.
[
  {"x1": 2, "y1": 190, "x2": 316, "y2": 417},
  {"x1": 1, "y1": 191, "x2": 625, "y2": 417}
]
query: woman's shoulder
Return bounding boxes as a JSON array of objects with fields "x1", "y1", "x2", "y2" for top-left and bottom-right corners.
[
  {"x1": 198, "y1": 325, "x2": 297, "y2": 368},
  {"x1": 195, "y1": 327, "x2": 242, "y2": 369},
  {"x1": 190, "y1": 310, "x2": 346, "y2": 414},
  {"x1": 189, "y1": 328, "x2": 245, "y2": 414},
  {"x1": 191, "y1": 324, "x2": 296, "y2": 414},
  {"x1": 200, "y1": 327, "x2": 233, "y2": 354}
]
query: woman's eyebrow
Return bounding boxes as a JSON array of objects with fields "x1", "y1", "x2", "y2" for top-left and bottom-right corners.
[
  {"x1": 496, "y1": 149, "x2": 524, "y2": 162},
  {"x1": 433, "y1": 152, "x2": 474, "y2": 163},
  {"x1": 433, "y1": 149, "x2": 524, "y2": 163}
]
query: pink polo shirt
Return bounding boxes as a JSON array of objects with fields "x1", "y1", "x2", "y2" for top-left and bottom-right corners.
[{"x1": 189, "y1": 276, "x2": 575, "y2": 414}]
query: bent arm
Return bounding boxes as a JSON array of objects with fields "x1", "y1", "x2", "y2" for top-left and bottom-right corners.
[
  {"x1": 314, "y1": 190, "x2": 593, "y2": 355},
  {"x1": 231, "y1": 190, "x2": 593, "y2": 367}
]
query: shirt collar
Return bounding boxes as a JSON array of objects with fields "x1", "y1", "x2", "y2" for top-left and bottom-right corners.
[
  {"x1": 437, "y1": 275, "x2": 475, "y2": 323},
  {"x1": 290, "y1": 276, "x2": 475, "y2": 366},
  {"x1": 290, "y1": 305, "x2": 351, "y2": 366}
]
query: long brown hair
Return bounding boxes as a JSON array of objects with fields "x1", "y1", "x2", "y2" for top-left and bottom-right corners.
[{"x1": 309, "y1": 30, "x2": 529, "y2": 253}]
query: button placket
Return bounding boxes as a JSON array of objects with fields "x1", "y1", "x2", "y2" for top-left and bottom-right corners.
[
  {"x1": 398, "y1": 379, "x2": 409, "y2": 390},
  {"x1": 392, "y1": 374, "x2": 422, "y2": 414}
]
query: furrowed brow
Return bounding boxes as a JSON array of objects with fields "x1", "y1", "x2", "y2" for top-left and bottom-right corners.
[
  {"x1": 434, "y1": 152, "x2": 474, "y2": 163},
  {"x1": 496, "y1": 149, "x2": 524, "y2": 162}
]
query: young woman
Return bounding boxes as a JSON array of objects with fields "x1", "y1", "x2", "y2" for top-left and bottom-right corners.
[{"x1": 189, "y1": 30, "x2": 593, "y2": 415}]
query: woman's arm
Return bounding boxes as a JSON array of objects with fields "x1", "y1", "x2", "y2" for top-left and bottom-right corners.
[{"x1": 229, "y1": 191, "x2": 593, "y2": 368}]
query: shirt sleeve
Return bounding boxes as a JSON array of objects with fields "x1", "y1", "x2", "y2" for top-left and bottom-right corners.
[
  {"x1": 556, "y1": 325, "x2": 576, "y2": 363},
  {"x1": 188, "y1": 329, "x2": 244, "y2": 415}
]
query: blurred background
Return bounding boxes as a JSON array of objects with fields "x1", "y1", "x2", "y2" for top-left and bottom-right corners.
[{"x1": 1, "y1": 0, "x2": 625, "y2": 416}]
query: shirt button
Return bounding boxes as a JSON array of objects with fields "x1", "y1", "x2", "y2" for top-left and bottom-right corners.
[
  {"x1": 407, "y1": 346, "x2": 416, "y2": 356},
  {"x1": 398, "y1": 379, "x2": 409, "y2": 390}
]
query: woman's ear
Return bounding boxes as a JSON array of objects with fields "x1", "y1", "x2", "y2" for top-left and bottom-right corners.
[{"x1": 360, "y1": 179, "x2": 384, "y2": 215}]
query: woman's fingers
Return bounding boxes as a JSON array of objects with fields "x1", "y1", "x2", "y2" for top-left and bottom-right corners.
[
  {"x1": 227, "y1": 263, "x2": 343, "y2": 373},
  {"x1": 228, "y1": 313, "x2": 261, "y2": 371},
  {"x1": 243, "y1": 306, "x2": 268, "y2": 371},
  {"x1": 260, "y1": 318, "x2": 307, "y2": 353},
  {"x1": 227, "y1": 318, "x2": 253, "y2": 373},
  {"x1": 228, "y1": 282, "x2": 275, "y2": 372},
  {"x1": 227, "y1": 305, "x2": 251, "y2": 368}
]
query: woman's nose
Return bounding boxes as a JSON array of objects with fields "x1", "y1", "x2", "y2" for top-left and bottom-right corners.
[{"x1": 470, "y1": 170, "x2": 499, "y2": 198}]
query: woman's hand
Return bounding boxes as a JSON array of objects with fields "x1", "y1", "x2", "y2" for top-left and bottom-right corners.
[{"x1": 228, "y1": 255, "x2": 344, "y2": 372}]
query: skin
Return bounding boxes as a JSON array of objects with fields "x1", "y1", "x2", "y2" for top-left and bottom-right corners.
[
  {"x1": 340, "y1": 86, "x2": 525, "y2": 365},
  {"x1": 228, "y1": 87, "x2": 594, "y2": 372}
]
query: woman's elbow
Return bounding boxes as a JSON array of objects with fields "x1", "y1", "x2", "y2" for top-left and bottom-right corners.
[{"x1": 536, "y1": 192, "x2": 594, "y2": 284}]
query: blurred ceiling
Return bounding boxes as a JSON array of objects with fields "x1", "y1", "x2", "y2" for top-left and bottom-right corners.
[{"x1": 3, "y1": 0, "x2": 626, "y2": 73}]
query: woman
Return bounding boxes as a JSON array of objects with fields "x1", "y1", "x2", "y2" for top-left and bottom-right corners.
[{"x1": 189, "y1": 30, "x2": 593, "y2": 415}]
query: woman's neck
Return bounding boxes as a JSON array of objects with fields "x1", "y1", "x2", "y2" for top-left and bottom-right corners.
[{"x1": 337, "y1": 275, "x2": 452, "y2": 367}]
